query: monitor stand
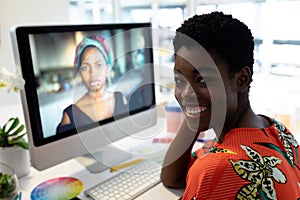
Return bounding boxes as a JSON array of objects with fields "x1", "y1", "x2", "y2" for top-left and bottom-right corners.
[{"x1": 76, "y1": 145, "x2": 132, "y2": 173}]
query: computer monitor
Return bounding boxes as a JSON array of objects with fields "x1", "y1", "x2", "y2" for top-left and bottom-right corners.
[{"x1": 10, "y1": 23, "x2": 158, "y2": 172}]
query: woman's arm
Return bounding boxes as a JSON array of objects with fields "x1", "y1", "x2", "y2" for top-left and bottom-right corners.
[{"x1": 160, "y1": 119, "x2": 199, "y2": 188}]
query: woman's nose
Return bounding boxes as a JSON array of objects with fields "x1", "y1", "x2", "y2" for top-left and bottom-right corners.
[
  {"x1": 182, "y1": 82, "x2": 197, "y2": 99},
  {"x1": 90, "y1": 67, "x2": 97, "y2": 77}
]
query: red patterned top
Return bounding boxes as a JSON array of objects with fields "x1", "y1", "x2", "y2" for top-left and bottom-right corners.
[{"x1": 182, "y1": 118, "x2": 300, "y2": 200}]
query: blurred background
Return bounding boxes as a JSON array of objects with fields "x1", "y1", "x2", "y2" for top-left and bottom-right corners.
[{"x1": 1, "y1": 0, "x2": 300, "y2": 141}]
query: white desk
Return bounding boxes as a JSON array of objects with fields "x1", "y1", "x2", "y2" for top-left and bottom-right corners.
[
  {"x1": 18, "y1": 157, "x2": 184, "y2": 200},
  {"x1": 18, "y1": 127, "x2": 185, "y2": 200}
]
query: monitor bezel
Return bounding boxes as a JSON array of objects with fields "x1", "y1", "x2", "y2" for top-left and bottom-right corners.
[{"x1": 12, "y1": 22, "x2": 155, "y2": 147}]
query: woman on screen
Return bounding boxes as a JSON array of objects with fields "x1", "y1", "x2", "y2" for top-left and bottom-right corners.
[{"x1": 56, "y1": 33, "x2": 127, "y2": 134}]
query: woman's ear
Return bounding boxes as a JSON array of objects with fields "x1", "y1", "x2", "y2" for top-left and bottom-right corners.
[{"x1": 234, "y1": 66, "x2": 251, "y2": 92}]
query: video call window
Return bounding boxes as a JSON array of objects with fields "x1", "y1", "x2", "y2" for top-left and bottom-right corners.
[{"x1": 27, "y1": 27, "x2": 154, "y2": 142}]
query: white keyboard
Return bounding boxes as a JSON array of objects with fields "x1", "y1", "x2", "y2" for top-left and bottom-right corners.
[{"x1": 84, "y1": 159, "x2": 162, "y2": 200}]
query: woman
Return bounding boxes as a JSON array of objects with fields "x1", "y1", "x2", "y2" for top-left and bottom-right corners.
[
  {"x1": 161, "y1": 12, "x2": 300, "y2": 199},
  {"x1": 56, "y1": 33, "x2": 127, "y2": 134}
]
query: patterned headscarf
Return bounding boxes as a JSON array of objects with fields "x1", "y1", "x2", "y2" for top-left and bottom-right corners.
[{"x1": 74, "y1": 33, "x2": 111, "y2": 72}]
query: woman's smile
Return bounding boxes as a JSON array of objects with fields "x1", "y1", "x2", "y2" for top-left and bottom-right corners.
[
  {"x1": 186, "y1": 105, "x2": 208, "y2": 114},
  {"x1": 182, "y1": 104, "x2": 210, "y2": 119},
  {"x1": 89, "y1": 80, "x2": 101, "y2": 87}
]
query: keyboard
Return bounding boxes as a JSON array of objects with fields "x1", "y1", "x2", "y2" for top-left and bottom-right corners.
[{"x1": 84, "y1": 159, "x2": 162, "y2": 200}]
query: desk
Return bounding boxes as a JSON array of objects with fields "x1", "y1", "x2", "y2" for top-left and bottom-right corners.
[
  {"x1": 18, "y1": 157, "x2": 184, "y2": 199},
  {"x1": 18, "y1": 132, "x2": 185, "y2": 200}
]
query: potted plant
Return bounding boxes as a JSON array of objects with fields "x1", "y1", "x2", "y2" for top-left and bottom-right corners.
[
  {"x1": 0, "y1": 163, "x2": 18, "y2": 200},
  {"x1": 0, "y1": 66, "x2": 30, "y2": 178}
]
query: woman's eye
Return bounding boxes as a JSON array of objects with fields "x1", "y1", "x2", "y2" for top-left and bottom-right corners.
[
  {"x1": 174, "y1": 77, "x2": 185, "y2": 86},
  {"x1": 96, "y1": 63, "x2": 104, "y2": 68},
  {"x1": 195, "y1": 76, "x2": 208, "y2": 87},
  {"x1": 195, "y1": 76, "x2": 204, "y2": 83},
  {"x1": 80, "y1": 65, "x2": 89, "y2": 71}
]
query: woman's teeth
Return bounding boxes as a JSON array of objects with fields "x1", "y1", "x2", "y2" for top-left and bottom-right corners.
[
  {"x1": 90, "y1": 81, "x2": 100, "y2": 86},
  {"x1": 186, "y1": 106, "x2": 207, "y2": 115}
]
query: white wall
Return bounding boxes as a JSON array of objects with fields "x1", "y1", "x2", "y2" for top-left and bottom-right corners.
[{"x1": 0, "y1": 0, "x2": 69, "y2": 110}]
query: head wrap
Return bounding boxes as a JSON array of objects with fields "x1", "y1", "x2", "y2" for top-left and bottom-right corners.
[{"x1": 74, "y1": 33, "x2": 111, "y2": 71}]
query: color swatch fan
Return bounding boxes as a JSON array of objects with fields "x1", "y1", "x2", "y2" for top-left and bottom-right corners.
[{"x1": 31, "y1": 177, "x2": 83, "y2": 200}]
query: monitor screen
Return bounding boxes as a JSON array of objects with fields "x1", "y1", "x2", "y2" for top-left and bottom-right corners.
[{"x1": 11, "y1": 23, "x2": 156, "y2": 170}]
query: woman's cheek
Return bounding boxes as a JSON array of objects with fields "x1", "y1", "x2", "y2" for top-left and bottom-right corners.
[{"x1": 174, "y1": 87, "x2": 182, "y2": 102}]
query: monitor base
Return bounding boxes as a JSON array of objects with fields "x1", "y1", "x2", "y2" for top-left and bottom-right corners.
[{"x1": 76, "y1": 145, "x2": 132, "y2": 173}]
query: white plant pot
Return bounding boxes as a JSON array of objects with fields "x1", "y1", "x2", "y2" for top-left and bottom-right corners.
[{"x1": 0, "y1": 146, "x2": 30, "y2": 178}]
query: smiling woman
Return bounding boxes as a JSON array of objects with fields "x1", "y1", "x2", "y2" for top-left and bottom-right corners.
[
  {"x1": 56, "y1": 33, "x2": 128, "y2": 134},
  {"x1": 161, "y1": 11, "x2": 300, "y2": 200}
]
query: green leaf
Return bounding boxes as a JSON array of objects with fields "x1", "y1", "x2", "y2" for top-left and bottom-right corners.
[
  {"x1": 9, "y1": 133, "x2": 26, "y2": 142},
  {"x1": 8, "y1": 140, "x2": 29, "y2": 149},
  {"x1": 0, "y1": 117, "x2": 28, "y2": 149},
  {"x1": 8, "y1": 124, "x2": 25, "y2": 137},
  {"x1": 3, "y1": 117, "x2": 19, "y2": 135}
]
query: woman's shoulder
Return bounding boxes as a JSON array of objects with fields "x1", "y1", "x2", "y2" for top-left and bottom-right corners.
[
  {"x1": 63, "y1": 104, "x2": 87, "y2": 118},
  {"x1": 192, "y1": 146, "x2": 237, "y2": 168},
  {"x1": 114, "y1": 91, "x2": 124, "y2": 98},
  {"x1": 63, "y1": 104, "x2": 74, "y2": 113},
  {"x1": 114, "y1": 91, "x2": 127, "y2": 105}
]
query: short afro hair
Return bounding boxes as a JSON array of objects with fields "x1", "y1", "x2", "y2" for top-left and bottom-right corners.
[{"x1": 173, "y1": 11, "x2": 254, "y2": 78}]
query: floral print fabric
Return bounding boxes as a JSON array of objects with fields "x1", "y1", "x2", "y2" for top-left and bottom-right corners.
[{"x1": 183, "y1": 117, "x2": 300, "y2": 200}]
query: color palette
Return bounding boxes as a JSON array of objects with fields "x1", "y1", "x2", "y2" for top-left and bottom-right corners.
[{"x1": 30, "y1": 177, "x2": 83, "y2": 200}]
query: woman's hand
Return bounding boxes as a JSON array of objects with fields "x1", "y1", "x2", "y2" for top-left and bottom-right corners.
[{"x1": 160, "y1": 119, "x2": 199, "y2": 188}]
